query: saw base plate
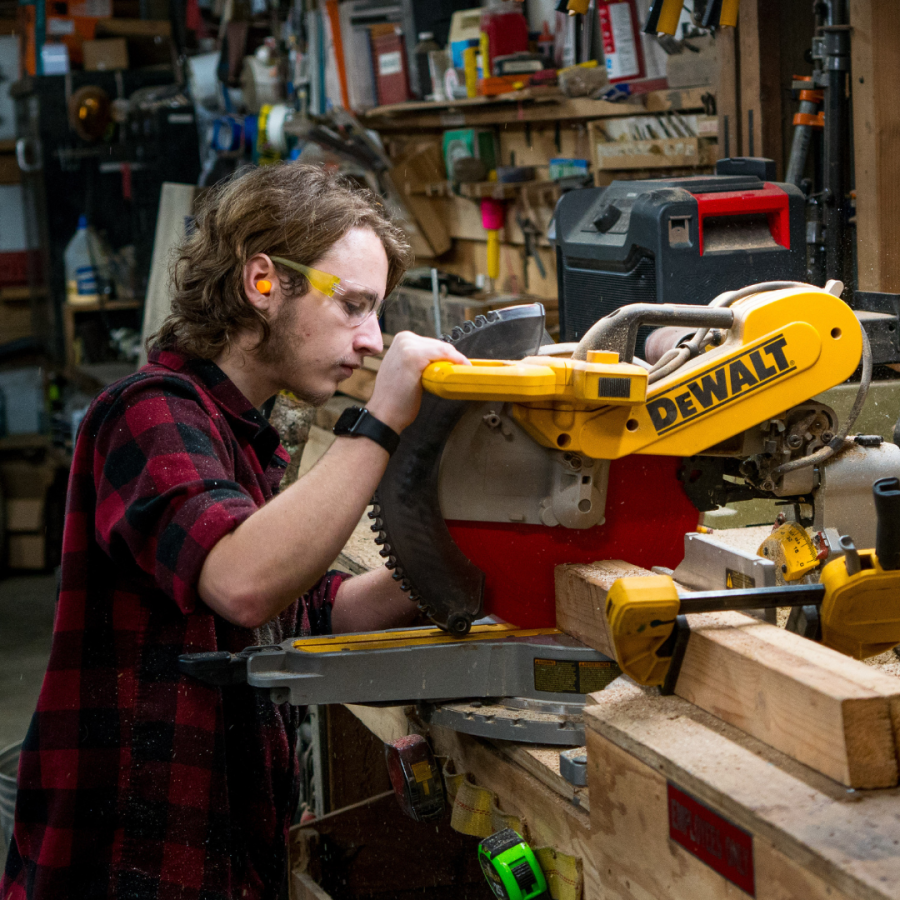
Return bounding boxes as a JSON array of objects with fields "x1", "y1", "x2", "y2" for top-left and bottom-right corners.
[{"x1": 419, "y1": 698, "x2": 587, "y2": 745}]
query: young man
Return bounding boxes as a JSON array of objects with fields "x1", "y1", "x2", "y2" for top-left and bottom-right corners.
[{"x1": 1, "y1": 163, "x2": 468, "y2": 900}]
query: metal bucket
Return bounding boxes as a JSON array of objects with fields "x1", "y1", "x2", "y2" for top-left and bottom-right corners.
[{"x1": 0, "y1": 742, "x2": 21, "y2": 848}]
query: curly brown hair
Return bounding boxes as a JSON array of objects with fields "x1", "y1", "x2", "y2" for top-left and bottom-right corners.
[{"x1": 150, "y1": 163, "x2": 413, "y2": 359}]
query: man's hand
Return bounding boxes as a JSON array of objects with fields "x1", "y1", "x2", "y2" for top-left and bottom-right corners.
[{"x1": 366, "y1": 332, "x2": 469, "y2": 433}]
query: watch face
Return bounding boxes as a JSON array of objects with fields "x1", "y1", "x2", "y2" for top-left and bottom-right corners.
[{"x1": 334, "y1": 407, "x2": 364, "y2": 433}]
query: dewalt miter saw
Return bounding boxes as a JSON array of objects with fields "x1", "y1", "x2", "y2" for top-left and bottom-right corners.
[{"x1": 183, "y1": 281, "x2": 900, "y2": 744}]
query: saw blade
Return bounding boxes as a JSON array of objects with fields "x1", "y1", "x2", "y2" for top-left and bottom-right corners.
[{"x1": 371, "y1": 304, "x2": 549, "y2": 634}]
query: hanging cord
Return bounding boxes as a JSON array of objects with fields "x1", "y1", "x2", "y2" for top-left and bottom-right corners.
[
  {"x1": 768, "y1": 324, "x2": 873, "y2": 482},
  {"x1": 647, "y1": 281, "x2": 809, "y2": 385}
]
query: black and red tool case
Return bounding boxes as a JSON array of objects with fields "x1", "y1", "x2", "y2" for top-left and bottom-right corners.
[{"x1": 555, "y1": 158, "x2": 806, "y2": 348}]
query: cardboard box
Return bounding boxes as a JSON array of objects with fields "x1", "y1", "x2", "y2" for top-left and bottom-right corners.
[
  {"x1": 83, "y1": 37, "x2": 128, "y2": 70},
  {"x1": 7, "y1": 533, "x2": 46, "y2": 570},
  {"x1": 6, "y1": 498, "x2": 43, "y2": 532}
]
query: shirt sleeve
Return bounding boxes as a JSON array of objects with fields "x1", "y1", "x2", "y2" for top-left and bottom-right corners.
[
  {"x1": 299, "y1": 571, "x2": 348, "y2": 637},
  {"x1": 88, "y1": 375, "x2": 261, "y2": 614}
]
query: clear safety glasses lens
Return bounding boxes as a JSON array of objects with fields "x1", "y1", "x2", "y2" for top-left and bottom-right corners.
[{"x1": 270, "y1": 256, "x2": 384, "y2": 326}]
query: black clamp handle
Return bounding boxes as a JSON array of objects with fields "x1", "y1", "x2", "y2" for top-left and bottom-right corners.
[{"x1": 874, "y1": 477, "x2": 900, "y2": 571}]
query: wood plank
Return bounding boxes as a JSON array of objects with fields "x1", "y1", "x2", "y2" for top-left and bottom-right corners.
[
  {"x1": 715, "y1": 26, "x2": 740, "y2": 158},
  {"x1": 738, "y1": 0, "x2": 784, "y2": 174},
  {"x1": 850, "y1": 0, "x2": 900, "y2": 292},
  {"x1": 490, "y1": 741, "x2": 590, "y2": 813},
  {"x1": 585, "y1": 678, "x2": 900, "y2": 900},
  {"x1": 554, "y1": 560, "x2": 647, "y2": 658},
  {"x1": 290, "y1": 871, "x2": 333, "y2": 900},
  {"x1": 555, "y1": 561, "x2": 900, "y2": 788},
  {"x1": 344, "y1": 703, "x2": 415, "y2": 743},
  {"x1": 334, "y1": 515, "x2": 386, "y2": 575},
  {"x1": 676, "y1": 610, "x2": 900, "y2": 788}
]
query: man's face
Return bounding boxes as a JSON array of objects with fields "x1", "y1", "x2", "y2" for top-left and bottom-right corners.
[{"x1": 258, "y1": 227, "x2": 388, "y2": 405}]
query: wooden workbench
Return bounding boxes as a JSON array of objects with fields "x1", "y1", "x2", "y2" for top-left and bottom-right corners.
[{"x1": 292, "y1": 511, "x2": 900, "y2": 900}]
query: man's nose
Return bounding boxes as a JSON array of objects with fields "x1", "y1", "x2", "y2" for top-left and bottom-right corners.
[{"x1": 354, "y1": 312, "x2": 384, "y2": 356}]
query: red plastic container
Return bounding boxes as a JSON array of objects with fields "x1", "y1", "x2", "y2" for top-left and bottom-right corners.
[{"x1": 480, "y1": 6, "x2": 529, "y2": 76}]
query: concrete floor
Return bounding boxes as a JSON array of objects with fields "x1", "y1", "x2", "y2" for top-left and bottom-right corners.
[{"x1": 0, "y1": 571, "x2": 57, "y2": 872}]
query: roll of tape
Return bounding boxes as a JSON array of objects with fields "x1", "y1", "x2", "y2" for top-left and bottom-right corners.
[{"x1": 265, "y1": 103, "x2": 290, "y2": 155}]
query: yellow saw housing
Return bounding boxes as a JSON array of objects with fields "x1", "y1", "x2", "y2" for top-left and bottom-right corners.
[{"x1": 423, "y1": 287, "x2": 862, "y2": 460}]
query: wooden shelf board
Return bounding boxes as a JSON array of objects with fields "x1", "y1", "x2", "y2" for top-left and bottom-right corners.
[
  {"x1": 364, "y1": 87, "x2": 712, "y2": 131},
  {"x1": 64, "y1": 300, "x2": 142, "y2": 312}
]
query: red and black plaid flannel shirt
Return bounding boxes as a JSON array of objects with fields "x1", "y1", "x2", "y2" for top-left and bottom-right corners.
[{"x1": 1, "y1": 348, "x2": 345, "y2": 900}]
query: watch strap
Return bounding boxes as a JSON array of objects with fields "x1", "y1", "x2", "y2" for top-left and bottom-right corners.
[{"x1": 333, "y1": 406, "x2": 400, "y2": 456}]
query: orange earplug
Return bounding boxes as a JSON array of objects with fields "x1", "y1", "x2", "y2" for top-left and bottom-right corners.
[{"x1": 256, "y1": 279, "x2": 272, "y2": 294}]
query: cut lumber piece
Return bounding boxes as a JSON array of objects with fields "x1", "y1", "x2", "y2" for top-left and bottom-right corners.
[
  {"x1": 676, "y1": 609, "x2": 900, "y2": 789},
  {"x1": 556, "y1": 561, "x2": 900, "y2": 788},
  {"x1": 585, "y1": 679, "x2": 900, "y2": 900},
  {"x1": 555, "y1": 560, "x2": 659, "y2": 659}
]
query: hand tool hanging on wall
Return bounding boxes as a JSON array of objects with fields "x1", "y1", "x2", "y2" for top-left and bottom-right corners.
[{"x1": 643, "y1": 0, "x2": 739, "y2": 34}]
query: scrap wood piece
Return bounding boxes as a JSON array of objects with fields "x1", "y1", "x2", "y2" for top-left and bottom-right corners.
[{"x1": 555, "y1": 560, "x2": 900, "y2": 789}]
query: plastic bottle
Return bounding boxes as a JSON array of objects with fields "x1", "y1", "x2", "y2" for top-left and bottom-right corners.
[
  {"x1": 537, "y1": 21, "x2": 555, "y2": 65},
  {"x1": 413, "y1": 32, "x2": 441, "y2": 100},
  {"x1": 64, "y1": 216, "x2": 108, "y2": 305}
]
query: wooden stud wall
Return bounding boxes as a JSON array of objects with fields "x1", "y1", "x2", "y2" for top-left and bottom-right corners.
[{"x1": 851, "y1": 0, "x2": 900, "y2": 292}]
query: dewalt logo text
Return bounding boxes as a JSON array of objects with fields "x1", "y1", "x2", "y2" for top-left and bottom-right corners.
[{"x1": 647, "y1": 335, "x2": 794, "y2": 435}]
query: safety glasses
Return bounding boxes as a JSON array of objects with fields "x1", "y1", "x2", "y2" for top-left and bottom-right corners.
[{"x1": 270, "y1": 256, "x2": 385, "y2": 326}]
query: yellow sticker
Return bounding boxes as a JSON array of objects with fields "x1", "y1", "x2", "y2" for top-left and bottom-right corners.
[{"x1": 411, "y1": 760, "x2": 433, "y2": 784}]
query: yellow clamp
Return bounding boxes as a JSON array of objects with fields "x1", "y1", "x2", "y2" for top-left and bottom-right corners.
[
  {"x1": 422, "y1": 351, "x2": 647, "y2": 407},
  {"x1": 820, "y1": 550, "x2": 900, "y2": 659},
  {"x1": 604, "y1": 575, "x2": 681, "y2": 687}
]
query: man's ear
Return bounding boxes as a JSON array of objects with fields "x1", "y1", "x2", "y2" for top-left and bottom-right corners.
[{"x1": 243, "y1": 254, "x2": 278, "y2": 312}]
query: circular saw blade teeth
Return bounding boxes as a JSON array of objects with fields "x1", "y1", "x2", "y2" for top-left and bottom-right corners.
[{"x1": 372, "y1": 303, "x2": 547, "y2": 634}]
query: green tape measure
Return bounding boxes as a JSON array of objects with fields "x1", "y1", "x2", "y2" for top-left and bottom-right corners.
[{"x1": 478, "y1": 829, "x2": 550, "y2": 900}]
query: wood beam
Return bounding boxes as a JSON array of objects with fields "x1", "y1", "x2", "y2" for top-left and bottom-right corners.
[
  {"x1": 850, "y1": 0, "x2": 900, "y2": 291},
  {"x1": 738, "y1": 0, "x2": 784, "y2": 174}
]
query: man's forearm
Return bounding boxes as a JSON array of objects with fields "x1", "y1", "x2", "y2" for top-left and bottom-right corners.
[
  {"x1": 331, "y1": 567, "x2": 418, "y2": 634},
  {"x1": 198, "y1": 435, "x2": 389, "y2": 628}
]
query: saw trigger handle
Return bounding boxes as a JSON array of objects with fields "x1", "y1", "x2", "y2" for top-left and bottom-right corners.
[{"x1": 605, "y1": 575, "x2": 681, "y2": 686}]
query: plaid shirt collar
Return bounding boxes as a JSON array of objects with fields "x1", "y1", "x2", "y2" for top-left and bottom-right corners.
[{"x1": 148, "y1": 346, "x2": 285, "y2": 470}]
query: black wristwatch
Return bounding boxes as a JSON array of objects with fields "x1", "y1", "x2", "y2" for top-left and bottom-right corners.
[{"x1": 333, "y1": 406, "x2": 400, "y2": 456}]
